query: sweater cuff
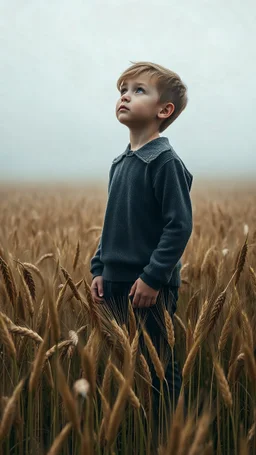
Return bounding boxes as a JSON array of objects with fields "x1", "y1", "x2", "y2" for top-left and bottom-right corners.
[
  {"x1": 139, "y1": 272, "x2": 163, "y2": 291},
  {"x1": 91, "y1": 268, "x2": 104, "y2": 279}
]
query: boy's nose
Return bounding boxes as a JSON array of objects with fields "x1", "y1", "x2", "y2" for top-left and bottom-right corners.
[{"x1": 121, "y1": 93, "x2": 130, "y2": 102}]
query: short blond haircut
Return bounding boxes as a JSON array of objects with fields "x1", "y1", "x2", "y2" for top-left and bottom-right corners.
[{"x1": 116, "y1": 61, "x2": 188, "y2": 133}]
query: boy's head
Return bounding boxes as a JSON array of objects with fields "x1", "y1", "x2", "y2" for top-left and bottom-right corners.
[{"x1": 116, "y1": 61, "x2": 188, "y2": 133}]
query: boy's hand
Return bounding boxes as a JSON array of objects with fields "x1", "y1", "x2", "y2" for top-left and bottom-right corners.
[
  {"x1": 129, "y1": 278, "x2": 159, "y2": 308},
  {"x1": 91, "y1": 276, "x2": 105, "y2": 304}
]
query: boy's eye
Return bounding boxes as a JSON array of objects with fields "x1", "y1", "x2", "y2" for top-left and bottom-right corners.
[{"x1": 120, "y1": 87, "x2": 145, "y2": 94}]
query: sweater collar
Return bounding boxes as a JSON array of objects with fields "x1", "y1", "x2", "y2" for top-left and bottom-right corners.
[{"x1": 112, "y1": 136, "x2": 171, "y2": 164}]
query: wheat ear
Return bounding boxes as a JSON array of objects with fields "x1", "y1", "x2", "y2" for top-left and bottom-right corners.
[
  {"x1": 128, "y1": 301, "x2": 137, "y2": 343},
  {"x1": 46, "y1": 280, "x2": 60, "y2": 344},
  {"x1": 235, "y1": 235, "x2": 248, "y2": 285},
  {"x1": 61, "y1": 266, "x2": 81, "y2": 301},
  {"x1": 56, "y1": 279, "x2": 69, "y2": 312},
  {"x1": 17, "y1": 267, "x2": 34, "y2": 317},
  {"x1": 0, "y1": 256, "x2": 16, "y2": 306},
  {"x1": 213, "y1": 358, "x2": 233, "y2": 409},
  {"x1": 164, "y1": 309, "x2": 175, "y2": 348},
  {"x1": 142, "y1": 329, "x2": 164, "y2": 381},
  {"x1": 182, "y1": 340, "x2": 200, "y2": 385},
  {"x1": 22, "y1": 262, "x2": 45, "y2": 287},
  {"x1": 72, "y1": 240, "x2": 80, "y2": 271},
  {"x1": 0, "y1": 313, "x2": 16, "y2": 358},
  {"x1": 193, "y1": 299, "x2": 209, "y2": 342}
]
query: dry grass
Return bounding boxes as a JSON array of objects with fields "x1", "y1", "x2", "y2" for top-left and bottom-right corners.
[{"x1": 0, "y1": 180, "x2": 256, "y2": 454}]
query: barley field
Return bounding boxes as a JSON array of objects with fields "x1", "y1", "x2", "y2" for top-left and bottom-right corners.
[{"x1": 0, "y1": 179, "x2": 256, "y2": 455}]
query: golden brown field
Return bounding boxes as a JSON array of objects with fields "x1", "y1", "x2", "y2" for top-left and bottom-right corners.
[{"x1": 0, "y1": 179, "x2": 256, "y2": 455}]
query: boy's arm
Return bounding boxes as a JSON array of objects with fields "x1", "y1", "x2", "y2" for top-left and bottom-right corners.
[
  {"x1": 90, "y1": 165, "x2": 114, "y2": 279},
  {"x1": 139, "y1": 158, "x2": 193, "y2": 291}
]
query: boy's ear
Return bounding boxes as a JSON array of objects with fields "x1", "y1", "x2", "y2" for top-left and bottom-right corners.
[{"x1": 159, "y1": 102, "x2": 175, "y2": 119}]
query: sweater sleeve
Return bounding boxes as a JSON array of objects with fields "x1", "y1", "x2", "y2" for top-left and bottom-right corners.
[
  {"x1": 90, "y1": 235, "x2": 104, "y2": 279},
  {"x1": 139, "y1": 158, "x2": 193, "y2": 290},
  {"x1": 90, "y1": 166, "x2": 114, "y2": 279}
]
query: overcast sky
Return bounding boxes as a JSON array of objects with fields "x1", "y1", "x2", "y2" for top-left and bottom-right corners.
[{"x1": 0, "y1": 1, "x2": 256, "y2": 184}]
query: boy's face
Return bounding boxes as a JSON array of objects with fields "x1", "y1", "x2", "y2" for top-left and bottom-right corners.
[{"x1": 116, "y1": 74, "x2": 166, "y2": 129}]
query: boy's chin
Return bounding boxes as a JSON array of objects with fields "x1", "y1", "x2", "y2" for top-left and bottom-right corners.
[{"x1": 117, "y1": 117, "x2": 132, "y2": 126}]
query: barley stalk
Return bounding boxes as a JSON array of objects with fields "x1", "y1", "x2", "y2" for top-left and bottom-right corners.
[
  {"x1": 29, "y1": 326, "x2": 49, "y2": 392},
  {"x1": 243, "y1": 344, "x2": 256, "y2": 383},
  {"x1": 111, "y1": 363, "x2": 140, "y2": 409},
  {"x1": 56, "y1": 360, "x2": 80, "y2": 433},
  {"x1": 249, "y1": 266, "x2": 256, "y2": 293},
  {"x1": 188, "y1": 412, "x2": 211, "y2": 455},
  {"x1": 102, "y1": 357, "x2": 112, "y2": 403},
  {"x1": 105, "y1": 377, "x2": 130, "y2": 446},
  {"x1": 174, "y1": 313, "x2": 186, "y2": 335},
  {"x1": 82, "y1": 346, "x2": 96, "y2": 397},
  {"x1": 218, "y1": 294, "x2": 237, "y2": 352},
  {"x1": 185, "y1": 289, "x2": 201, "y2": 325},
  {"x1": 35, "y1": 253, "x2": 54, "y2": 266},
  {"x1": 0, "y1": 378, "x2": 25, "y2": 441},
  {"x1": 47, "y1": 422, "x2": 72, "y2": 455}
]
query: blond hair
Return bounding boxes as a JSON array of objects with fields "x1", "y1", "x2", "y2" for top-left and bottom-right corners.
[{"x1": 116, "y1": 61, "x2": 188, "y2": 132}]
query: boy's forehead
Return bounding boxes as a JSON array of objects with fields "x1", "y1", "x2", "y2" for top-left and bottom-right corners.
[{"x1": 121, "y1": 74, "x2": 157, "y2": 87}]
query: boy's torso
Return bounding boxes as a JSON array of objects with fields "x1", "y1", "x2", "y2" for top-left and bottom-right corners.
[{"x1": 97, "y1": 136, "x2": 192, "y2": 286}]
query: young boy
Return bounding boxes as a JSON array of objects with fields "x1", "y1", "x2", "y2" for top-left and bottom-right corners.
[{"x1": 90, "y1": 61, "x2": 193, "y2": 415}]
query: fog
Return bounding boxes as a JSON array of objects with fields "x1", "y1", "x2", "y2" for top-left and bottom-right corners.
[{"x1": 1, "y1": 1, "x2": 255, "y2": 184}]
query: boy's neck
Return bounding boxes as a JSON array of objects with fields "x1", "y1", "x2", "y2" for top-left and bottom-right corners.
[{"x1": 129, "y1": 128, "x2": 160, "y2": 152}]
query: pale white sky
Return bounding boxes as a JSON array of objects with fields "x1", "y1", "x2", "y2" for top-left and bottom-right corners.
[{"x1": 0, "y1": 1, "x2": 256, "y2": 183}]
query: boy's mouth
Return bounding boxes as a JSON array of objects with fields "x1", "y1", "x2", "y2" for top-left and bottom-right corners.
[{"x1": 119, "y1": 105, "x2": 129, "y2": 111}]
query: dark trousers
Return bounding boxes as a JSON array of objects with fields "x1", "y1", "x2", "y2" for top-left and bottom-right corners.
[{"x1": 102, "y1": 279, "x2": 182, "y2": 423}]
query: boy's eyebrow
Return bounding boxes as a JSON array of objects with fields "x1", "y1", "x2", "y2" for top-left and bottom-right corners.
[{"x1": 120, "y1": 81, "x2": 148, "y2": 88}]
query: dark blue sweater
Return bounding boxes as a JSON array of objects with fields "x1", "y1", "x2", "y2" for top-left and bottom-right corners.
[{"x1": 90, "y1": 136, "x2": 193, "y2": 290}]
